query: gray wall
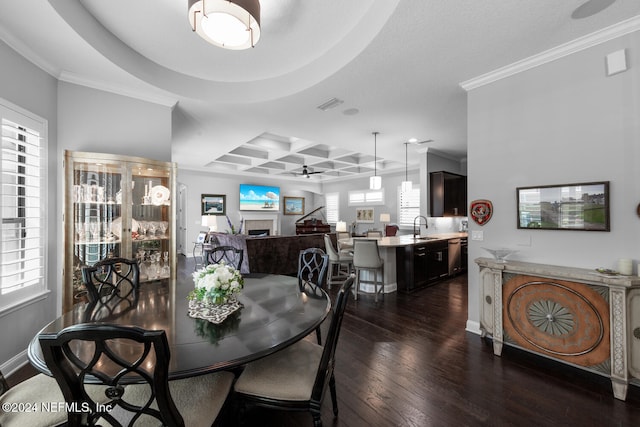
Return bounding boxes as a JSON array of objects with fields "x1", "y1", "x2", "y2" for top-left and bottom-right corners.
[
  {"x1": 0, "y1": 40, "x2": 58, "y2": 373},
  {"x1": 58, "y1": 82, "x2": 172, "y2": 161},
  {"x1": 466, "y1": 32, "x2": 640, "y2": 332}
]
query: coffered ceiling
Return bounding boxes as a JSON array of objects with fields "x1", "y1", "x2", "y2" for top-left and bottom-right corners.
[{"x1": 1, "y1": 0, "x2": 639, "y2": 182}]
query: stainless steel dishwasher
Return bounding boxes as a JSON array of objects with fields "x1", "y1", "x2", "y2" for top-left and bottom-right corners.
[{"x1": 448, "y1": 238, "x2": 461, "y2": 276}]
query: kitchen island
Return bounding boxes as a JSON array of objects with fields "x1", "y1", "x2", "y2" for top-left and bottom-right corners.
[{"x1": 339, "y1": 233, "x2": 467, "y2": 295}]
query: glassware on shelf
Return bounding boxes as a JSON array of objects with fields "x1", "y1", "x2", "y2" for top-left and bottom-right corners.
[
  {"x1": 64, "y1": 150, "x2": 176, "y2": 312},
  {"x1": 148, "y1": 221, "x2": 158, "y2": 237},
  {"x1": 159, "y1": 221, "x2": 168, "y2": 236},
  {"x1": 76, "y1": 222, "x2": 86, "y2": 242},
  {"x1": 483, "y1": 247, "x2": 518, "y2": 263},
  {"x1": 138, "y1": 221, "x2": 148, "y2": 238},
  {"x1": 89, "y1": 220, "x2": 100, "y2": 241}
]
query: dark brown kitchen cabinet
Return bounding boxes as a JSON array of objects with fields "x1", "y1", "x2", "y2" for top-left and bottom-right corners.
[
  {"x1": 430, "y1": 171, "x2": 467, "y2": 216},
  {"x1": 425, "y1": 240, "x2": 449, "y2": 283},
  {"x1": 396, "y1": 240, "x2": 449, "y2": 292},
  {"x1": 396, "y1": 244, "x2": 428, "y2": 291}
]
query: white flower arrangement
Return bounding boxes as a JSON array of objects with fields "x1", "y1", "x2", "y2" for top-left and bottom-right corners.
[{"x1": 189, "y1": 261, "x2": 244, "y2": 305}]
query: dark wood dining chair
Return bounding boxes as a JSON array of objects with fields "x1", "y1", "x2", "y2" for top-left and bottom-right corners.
[
  {"x1": 206, "y1": 245, "x2": 244, "y2": 271},
  {"x1": 81, "y1": 257, "x2": 140, "y2": 305},
  {"x1": 233, "y1": 276, "x2": 355, "y2": 427},
  {"x1": 0, "y1": 368, "x2": 86, "y2": 427},
  {"x1": 297, "y1": 248, "x2": 329, "y2": 344},
  {"x1": 38, "y1": 323, "x2": 234, "y2": 427},
  {"x1": 297, "y1": 248, "x2": 329, "y2": 294}
]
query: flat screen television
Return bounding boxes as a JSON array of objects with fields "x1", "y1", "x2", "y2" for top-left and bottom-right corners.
[
  {"x1": 516, "y1": 181, "x2": 609, "y2": 231},
  {"x1": 239, "y1": 184, "x2": 280, "y2": 211}
]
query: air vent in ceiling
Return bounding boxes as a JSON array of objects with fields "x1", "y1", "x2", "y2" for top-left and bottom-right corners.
[{"x1": 316, "y1": 97, "x2": 344, "y2": 111}]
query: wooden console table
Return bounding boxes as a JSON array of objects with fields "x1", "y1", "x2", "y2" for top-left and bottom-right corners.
[{"x1": 476, "y1": 257, "x2": 640, "y2": 400}]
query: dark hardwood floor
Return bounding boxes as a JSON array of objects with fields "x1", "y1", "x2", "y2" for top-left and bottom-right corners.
[{"x1": 9, "y1": 256, "x2": 640, "y2": 426}]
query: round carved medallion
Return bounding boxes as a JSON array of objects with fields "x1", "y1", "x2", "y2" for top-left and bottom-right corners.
[
  {"x1": 505, "y1": 280, "x2": 605, "y2": 359},
  {"x1": 528, "y1": 299, "x2": 575, "y2": 336}
]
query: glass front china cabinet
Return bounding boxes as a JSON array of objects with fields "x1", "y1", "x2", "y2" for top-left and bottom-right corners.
[{"x1": 63, "y1": 150, "x2": 177, "y2": 312}]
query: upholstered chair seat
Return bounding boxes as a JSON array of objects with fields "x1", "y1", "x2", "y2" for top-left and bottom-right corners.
[{"x1": 0, "y1": 371, "x2": 110, "y2": 427}]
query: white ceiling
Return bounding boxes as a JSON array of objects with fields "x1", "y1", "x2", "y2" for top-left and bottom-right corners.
[{"x1": 1, "y1": 0, "x2": 640, "y2": 182}]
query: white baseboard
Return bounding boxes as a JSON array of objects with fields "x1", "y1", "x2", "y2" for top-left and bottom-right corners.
[
  {"x1": 465, "y1": 320, "x2": 482, "y2": 335},
  {"x1": 1, "y1": 350, "x2": 29, "y2": 377}
]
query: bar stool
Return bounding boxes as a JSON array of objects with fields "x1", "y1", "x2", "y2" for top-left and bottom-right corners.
[
  {"x1": 324, "y1": 234, "x2": 352, "y2": 289},
  {"x1": 352, "y1": 239, "x2": 384, "y2": 302}
]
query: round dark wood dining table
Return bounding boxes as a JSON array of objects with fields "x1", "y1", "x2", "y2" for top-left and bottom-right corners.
[{"x1": 28, "y1": 273, "x2": 331, "y2": 381}]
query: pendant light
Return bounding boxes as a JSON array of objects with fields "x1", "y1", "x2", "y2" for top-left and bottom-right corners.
[
  {"x1": 401, "y1": 142, "x2": 413, "y2": 192},
  {"x1": 369, "y1": 132, "x2": 381, "y2": 190}
]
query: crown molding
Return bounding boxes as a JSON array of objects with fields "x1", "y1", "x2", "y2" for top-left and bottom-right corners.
[
  {"x1": 0, "y1": 26, "x2": 59, "y2": 77},
  {"x1": 0, "y1": 26, "x2": 178, "y2": 108},
  {"x1": 460, "y1": 14, "x2": 640, "y2": 91},
  {"x1": 59, "y1": 71, "x2": 178, "y2": 108}
]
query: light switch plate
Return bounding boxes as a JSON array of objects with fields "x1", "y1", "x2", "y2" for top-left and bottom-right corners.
[{"x1": 471, "y1": 230, "x2": 484, "y2": 241}]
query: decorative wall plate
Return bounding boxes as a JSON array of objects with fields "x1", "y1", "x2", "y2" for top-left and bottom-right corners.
[
  {"x1": 151, "y1": 185, "x2": 170, "y2": 205},
  {"x1": 470, "y1": 199, "x2": 493, "y2": 225}
]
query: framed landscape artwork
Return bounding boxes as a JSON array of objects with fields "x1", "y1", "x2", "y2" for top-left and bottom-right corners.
[
  {"x1": 239, "y1": 184, "x2": 280, "y2": 211},
  {"x1": 356, "y1": 208, "x2": 374, "y2": 223},
  {"x1": 201, "y1": 194, "x2": 226, "y2": 216},
  {"x1": 283, "y1": 196, "x2": 305, "y2": 215},
  {"x1": 516, "y1": 181, "x2": 609, "y2": 231}
]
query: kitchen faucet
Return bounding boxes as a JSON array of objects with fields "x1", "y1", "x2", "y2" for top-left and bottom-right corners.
[{"x1": 413, "y1": 215, "x2": 428, "y2": 238}]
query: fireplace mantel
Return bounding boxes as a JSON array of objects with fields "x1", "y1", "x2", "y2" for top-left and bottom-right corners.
[{"x1": 241, "y1": 212, "x2": 279, "y2": 236}]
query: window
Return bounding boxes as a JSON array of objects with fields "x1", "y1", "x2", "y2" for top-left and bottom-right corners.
[
  {"x1": 348, "y1": 189, "x2": 385, "y2": 206},
  {"x1": 325, "y1": 192, "x2": 339, "y2": 224},
  {"x1": 398, "y1": 186, "x2": 420, "y2": 227},
  {"x1": 1, "y1": 101, "x2": 47, "y2": 311}
]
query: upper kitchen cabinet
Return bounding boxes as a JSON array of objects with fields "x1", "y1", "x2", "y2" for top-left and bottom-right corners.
[
  {"x1": 429, "y1": 171, "x2": 467, "y2": 217},
  {"x1": 63, "y1": 150, "x2": 177, "y2": 312}
]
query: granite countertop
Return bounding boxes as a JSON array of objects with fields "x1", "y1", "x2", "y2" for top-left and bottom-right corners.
[{"x1": 348, "y1": 232, "x2": 468, "y2": 248}]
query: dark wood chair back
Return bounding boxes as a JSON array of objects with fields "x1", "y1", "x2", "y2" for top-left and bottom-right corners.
[
  {"x1": 297, "y1": 247, "x2": 329, "y2": 295},
  {"x1": 311, "y1": 276, "x2": 354, "y2": 402},
  {"x1": 81, "y1": 257, "x2": 139, "y2": 307},
  {"x1": 206, "y1": 245, "x2": 244, "y2": 271},
  {"x1": 38, "y1": 324, "x2": 184, "y2": 427},
  {"x1": 0, "y1": 370, "x2": 8, "y2": 395}
]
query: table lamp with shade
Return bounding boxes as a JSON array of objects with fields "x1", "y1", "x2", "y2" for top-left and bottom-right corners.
[
  {"x1": 336, "y1": 221, "x2": 347, "y2": 233},
  {"x1": 379, "y1": 213, "x2": 391, "y2": 227},
  {"x1": 201, "y1": 216, "x2": 218, "y2": 232}
]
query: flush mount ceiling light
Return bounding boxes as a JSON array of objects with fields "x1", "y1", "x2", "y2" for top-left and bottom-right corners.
[
  {"x1": 401, "y1": 142, "x2": 412, "y2": 193},
  {"x1": 369, "y1": 131, "x2": 381, "y2": 190},
  {"x1": 188, "y1": 0, "x2": 261, "y2": 50}
]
